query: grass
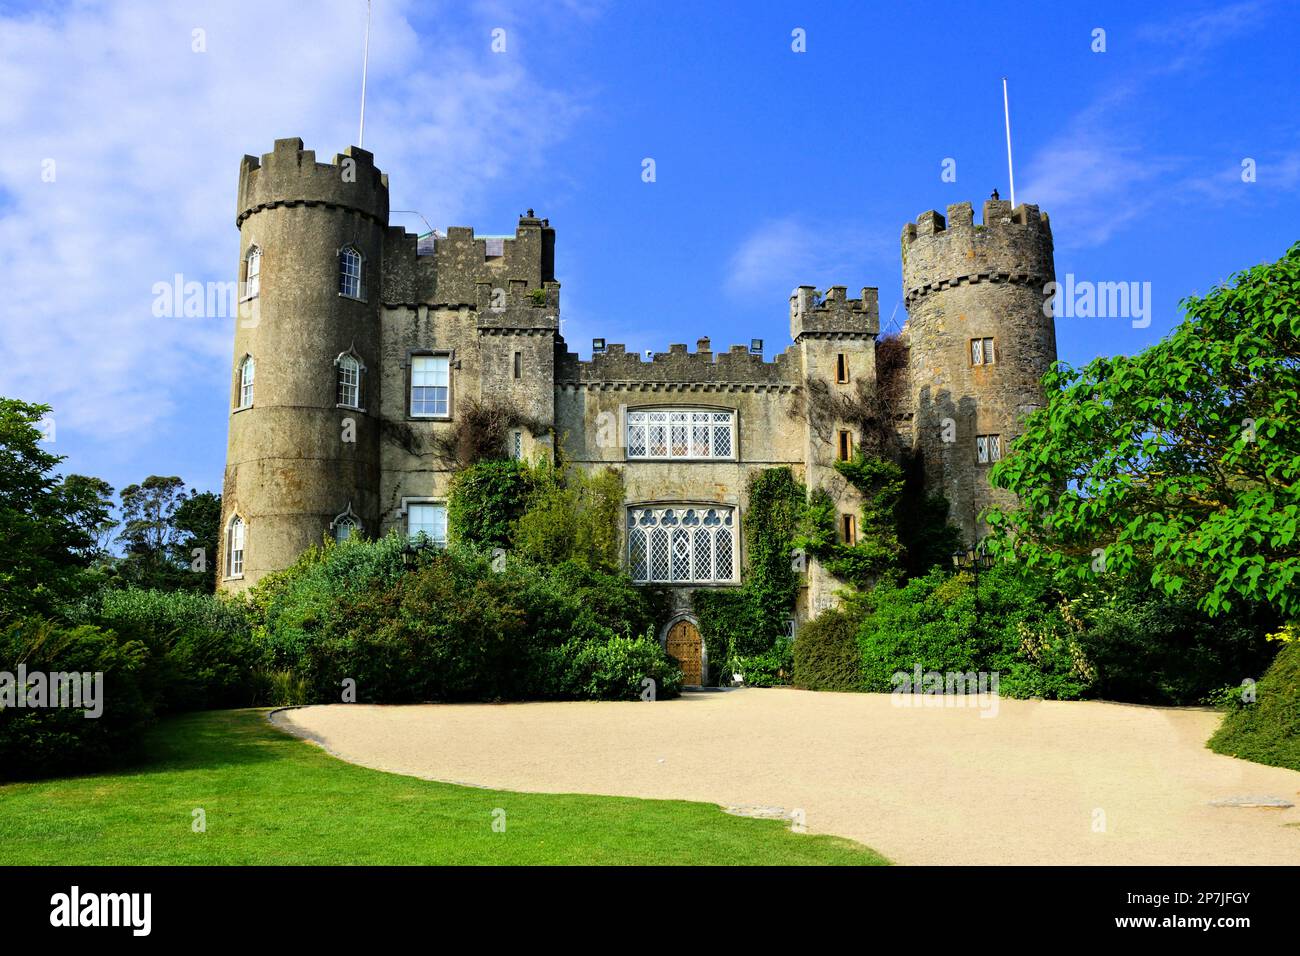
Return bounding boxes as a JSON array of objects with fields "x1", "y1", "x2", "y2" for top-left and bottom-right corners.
[
  {"x1": 1209, "y1": 641, "x2": 1300, "y2": 773},
  {"x1": 0, "y1": 708, "x2": 887, "y2": 865}
]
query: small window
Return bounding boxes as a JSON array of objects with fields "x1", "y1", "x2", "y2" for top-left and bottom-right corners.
[
  {"x1": 841, "y1": 513, "x2": 856, "y2": 545},
  {"x1": 510, "y1": 429, "x2": 523, "y2": 460},
  {"x1": 837, "y1": 429, "x2": 853, "y2": 462},
  {"x1": 336, "y1": 353, "x2": 363, "y2": 408},
  {"x1": 971, "y1": 337, "x2": 995, "y2": 365},
  {"x1": 339, "y1": 246, "x2": 365, "y2": 300},
  {"x1": 244, "y1": 246, "x2": 261, "y2": 300},
  {"x1": 226, "y1": 515, "x2": 245, "y2": 577},
  {"x1": 976, "y1": 434, "x2": 1003, "y2": 463},
  {"x1": 237, "y1": 355, "x2": 255, "y2": 409},
  {"x1": 334, "y1": 518, "x2": 357, "y2": 542},
  {"x1": 407, "y1": 503, "x2": 448, "y2": 546},
  {"x1": 410, "y1": 355, "x2": 450, "y2": 417},
  {"x1": 513, "y1": 351, "x2": 522, "y2": 380},
  {"x1": 835, "y1": 353, "x2": 849, "y2": 384}
]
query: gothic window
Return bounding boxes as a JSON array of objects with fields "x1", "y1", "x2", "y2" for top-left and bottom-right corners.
[
  {"x1": 410, "y1": 355, "x2": 450, "y2": 417},
  {"x1": 243, "y1": 246, "x2": 261, "y2": 300},
  {"x1": 226, "y1": 515, "x2": 245, "y2": 577},
  {"x1": 626, "y1": 506, "x2": 737, "y2": 584},
  {"x1": 406, "y1": 502, "x2": 448, "y2": 546},
  {"x1": 331, "y1": 504, "x2": 361, "y2": 542},
  {"x1": 237, "y1": 355, "x2": 255, "y2": 409},
  {"x1": 626, "y1": 409, "x2": 736, "y2": 460},
  {"x1": 336, "y1": 352, "x2": 363, "y2": 408},
  {"x1": 976, "y1": 434, "x2": 1002, "y2": 463},
  {"x1": 339, "y1": 246, "x2": 365, "y2": 300}
]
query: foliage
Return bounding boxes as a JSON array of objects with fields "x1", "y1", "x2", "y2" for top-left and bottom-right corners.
[
  {"x1": 0, "y1": 616, "x2": 152, "y2": 780},
  {"x1": 511, "y1": 463, "x2": 624, "y2": 572},
  {"x1": 0, "y1": 399, "x2": 104, "y2": 621},
  {"x1": 249, "y1": 536, "x2": 675, "y2": 704},
  {"x1": 84, "y1": 587, "x2": 259, "y2": 713},
  {"x1": 1067, "y1": 576, "x2": 1278, "y2": 705},
  {"x1": 1208, "y1": 641, "x2": 1300, "y2": 772},
  {"x1": 60, "y1": 474, "x2": 117, "y2": 562},
  {"x1": 793, "y1": 608, "x2": 863, "y2": 691},
  {"x1": 427, "y1": 399, "x2": 544, "y2": 469},
  {"x1": 801, "y1": 456, "x2": 906, "y2": 588},
  {"x1": 985, "y1": 242, "x2": 1300, "y2": 618},
  {"x1": 447, "y1": 458, "x2": 532, "y2": 550},
  {"x1": 694, "y1": 468, "x2": 804, "y2": 680},
  {"x1": 854, "y1": 565, "x2": 1092, "y2": 700},
  {"x1": 172, "y1": 490, "x2": 222, "y2": 592},
  {"x1": 732, "y1": 640, "x2": 794, "y2": 687}
]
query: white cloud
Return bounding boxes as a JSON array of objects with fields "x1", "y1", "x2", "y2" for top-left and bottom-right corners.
[
  {"x1": 0, "y1": 0, "x2": 582, "y2": 444},
  {"x1": 724, "y1": 217, "x2": 892, "y2": 299}
]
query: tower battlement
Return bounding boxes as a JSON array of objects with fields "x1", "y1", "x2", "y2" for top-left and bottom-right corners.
[
  {"x1": 789, "y1": 286, "x2": 880, "y2": 341},
  {"x1": 901, "y1": 200, "x2": 1053, "y2": 308},
  {"x1": 236, "y1": 137, "x2": 389, "y2": 228},
  {"x1": 557, "y1": 338, "x2": 800, "y2": 386}
]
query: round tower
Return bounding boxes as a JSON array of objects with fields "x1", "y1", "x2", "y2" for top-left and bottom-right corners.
[
  {"x1": 218, "y1": 138, "x2": 388, "y2": 591},
  {"x1": 900, "y1": 196, "x2": 1057, "y2": 542}
]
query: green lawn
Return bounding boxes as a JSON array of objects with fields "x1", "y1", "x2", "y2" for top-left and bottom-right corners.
[{"x1": 0, "y1": 709, "x2": 887, "y2": 865}]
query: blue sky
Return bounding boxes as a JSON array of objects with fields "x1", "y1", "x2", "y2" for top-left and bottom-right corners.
[{"x1": 1, "y1": 0, "x2": 1297, "y2": 505}]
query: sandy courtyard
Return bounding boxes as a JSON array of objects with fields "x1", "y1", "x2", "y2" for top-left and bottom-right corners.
[{"x1": 272, "y1": 688, "x2": 1300, "y2": 865}]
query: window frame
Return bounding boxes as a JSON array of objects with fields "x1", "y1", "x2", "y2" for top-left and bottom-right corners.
[
  {"x1": 225, "y1": 515, "x2": 245, "y2": 579},
  {"x1": 976, "y1": 433, "x2": 1003, "y2": 464},
  {"x1": 626, "y1": 505, "x2": 739, "y2": 585},
  {"x1": 402, "y1": 498, "x2": 448, "y2": 547},
  {"x1": 338, "y1": 245, "x2": 366, "y2": 301},
  {"x1": 235, "y1": 355, "x2": 255, "y2": 410},
  {"x1": 335, "y1": 350, "x2": 365, "y2": 410},
  {"x1": 835, "y1": 353, "x2": 849, "y2": 384},
  {"x1": 837, "y1": 429, "x2": 853, "y2": 462},
  {"x1": 971, "y1": 337, "x2": 996, "y2": 366},
  {"x1": 243, "y1": 245, "x2": 261, "y2": 301},
  {"x1": 625, "y1": 407, "x2": 737, "y2": 462},
  {"x1": 408, "y1": 351, "x2": 453, "y2": 419}
]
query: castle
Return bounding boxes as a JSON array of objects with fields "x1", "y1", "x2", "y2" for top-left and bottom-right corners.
[{"x1": 218, "y1": 138, "x2": 1057, "y2": 681}]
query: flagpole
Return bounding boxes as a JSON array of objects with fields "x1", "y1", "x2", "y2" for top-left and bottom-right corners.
[
  {"x1": 1002, "y1": 76, "x2": 1015, "y2": 208},
  {"x1": 359, "y1": 0, "x2": 372, "y2": 148}
]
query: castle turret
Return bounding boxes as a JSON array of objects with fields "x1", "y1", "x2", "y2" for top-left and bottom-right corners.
[
  {"x1": 900, "y1": 198, "x2": 1056, "y2": 542},
  {"x1": 218, "y1": 138, "x2": 388, "y2": 590}
]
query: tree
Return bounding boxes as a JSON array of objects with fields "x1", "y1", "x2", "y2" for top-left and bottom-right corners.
[
  {"x1": 0, "y1": 399, "x2": 102, "y2": 619},
  {"x1": 172, "y1": 490, "x2": 222, "y2": 592},
  {"x1": 61, "y1": 474, "x2": 117, "y2": 561},
  {"x1": 985, "y1": 242, "x2": 1300, "y2": 618},
  {"x1": 116, "y1": 475, "x2": 188, "y2": 589}
]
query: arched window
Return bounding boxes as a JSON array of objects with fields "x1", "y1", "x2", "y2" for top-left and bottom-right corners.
[
  {"x1": 243, "y1": 246, "x2": 261, "y2": 300},
  {"x1": 627, "y1": 506, "x2": 736, "y2": 584},
  {"x1": 226, "y1": 515, "x2": 245, "y2": 577},
  {"x1": 339, "y1": 246, "x2": 365, "y2": 300},
  {"x1": 237, "y1": 355, "x2": 255, "y2": 409},
  {"x1": 336, "y1": 351, "x2": 363, "y2": 408},
  {"x1": 330, "y1": 503, "x2": 361, "y2": 542}
]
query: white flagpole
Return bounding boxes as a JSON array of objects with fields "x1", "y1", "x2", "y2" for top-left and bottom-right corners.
[
  {"x1": 359, "y1": 0, "x2": 373, "y2": 147},
  {"x1": 1002, "y1": 76, "x2": 1015, "y2": 208}
]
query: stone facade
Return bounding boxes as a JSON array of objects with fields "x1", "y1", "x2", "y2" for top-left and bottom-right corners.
[{"x1": 218, "y1": 139, "x2": 1058, "y2": 636}]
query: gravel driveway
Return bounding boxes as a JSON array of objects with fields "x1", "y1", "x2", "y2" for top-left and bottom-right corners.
[{"x1": 272, "y1": 688, "x2": 1300, "y2": 865}]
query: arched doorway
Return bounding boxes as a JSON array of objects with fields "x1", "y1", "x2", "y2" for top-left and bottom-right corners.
[{"x1": 665, "y1": 618, "x2": 704, "y2": 685}]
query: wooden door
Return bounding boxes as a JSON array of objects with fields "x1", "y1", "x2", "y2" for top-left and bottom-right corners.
[{"x1": 666, "y1": 620, "x2": 703, "y2": 685}]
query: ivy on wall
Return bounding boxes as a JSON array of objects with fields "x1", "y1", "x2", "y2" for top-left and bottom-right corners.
[{"x1": 694, "y1": 467, "x2": 805, "y2": 683}]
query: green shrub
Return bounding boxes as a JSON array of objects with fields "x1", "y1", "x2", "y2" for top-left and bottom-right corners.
[
  {"x1": 855, "y1": 566, "x2": 1091, "y2": 700},
  {"x1": 553, "y1": 634, "x2": 683, "y2": 700},
  {"x1": 0, "y1": 617, "x2": 152, "y2": 780},
  {"x1": 794, "y1": 608, "x2": 863, "y2": 691},
  {"x1": 1069, "y1": 579, "x2": 1278, "y2": 706},
  {"x1": 87, "y1": 587, "x2": 259, "y2": 712},
  {"x1": 733, "y1": 641, "x2": 794, "y2": 687},
  {"x1": 511, "y1": 465, "x2": 624, "y2": 572},
  {"x1": 1209, "y1": 640, "x2": 1300, "y2": 771},
  {"x1": 447, "y1": 459, "x2": 532, "y2": 549}
]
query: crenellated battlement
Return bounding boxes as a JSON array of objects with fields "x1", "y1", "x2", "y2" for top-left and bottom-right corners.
[
  {"x1": 557, "y1": 337, "x2": 801, "y2": 387},
  {"x1": 900, "y1": 198, "x2": 1053, "y2": 307},
  {"x1": 789, "y1": 285, "x2": 880, "y2": 341},
  {"x1": 236, "y1": 137, "x2": 389, "y2": 228}
]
